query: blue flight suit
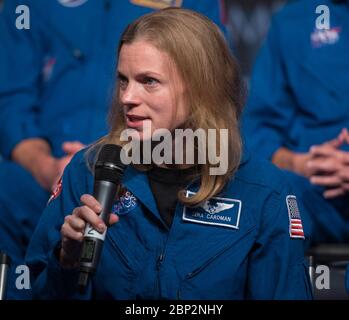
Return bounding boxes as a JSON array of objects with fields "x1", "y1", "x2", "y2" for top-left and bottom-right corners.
[
  {"x1": 242, "y1": 0, "x2": 349, "y2": 245},
  {"x1": 25, "y1": 149, "x2": 312, "y2": 300},
  {"x1": 0, "y1": 0, "x2": 224, "y2": 299}
]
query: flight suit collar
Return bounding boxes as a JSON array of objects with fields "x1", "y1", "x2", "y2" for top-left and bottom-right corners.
[{"x1": 121, "y1": 149, "x2": 250, "y2": 220}]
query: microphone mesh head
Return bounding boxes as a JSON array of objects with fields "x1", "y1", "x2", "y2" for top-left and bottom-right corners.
[
  {"x1": 95, "y1": 144, "x2": 126, "y2": 183},
  {"x1": 97, "y1": 144, "x2": 122, "y2": 164},
  {"x1": 0, "y1": 252, "x2": 11, "y2": 266}
]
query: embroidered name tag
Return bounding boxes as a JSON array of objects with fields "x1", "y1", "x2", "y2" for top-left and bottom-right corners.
[
  {"x1": 112, "y1": 190, "x2": 138, "y2": 216},
  {"x1": 183, "y1": 191, "x2": 242, "y2": 229}
]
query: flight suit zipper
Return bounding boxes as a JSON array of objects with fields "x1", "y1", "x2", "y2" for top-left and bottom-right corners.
[{"x1": 155, "y1": 253, "x2": 164, "y2": 297}]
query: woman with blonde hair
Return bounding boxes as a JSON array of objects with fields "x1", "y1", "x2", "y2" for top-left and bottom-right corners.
[{"x1": 26, "y1": 8, "x2": 312, "y2": 299}]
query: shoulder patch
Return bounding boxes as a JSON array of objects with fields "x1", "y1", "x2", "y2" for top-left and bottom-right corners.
[
  {"x1": 48, "y1": 177, "x2": 63, "y2": 204},
  {"x1": 57, "y1": 0, "x2": 88, "y2": 8},
  {"x1": 130, "y1": 0, "x2": 182, "y2": 10},
  {"x1": 286, "y1": 195, "x2": 305, "y2": 239},
  {"x1": 112, "y1": 189, "x2": 139, "y2": 216},
  {"x1": 311, "y1": 27, "x2": 341, "y2": 48}
]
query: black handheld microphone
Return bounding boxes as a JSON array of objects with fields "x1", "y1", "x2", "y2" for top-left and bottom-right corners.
[
  {"x1": 78, "y1": 144, "x2": 126, "y2": 291},
  {"x1": 0, "y1": 252, "x2": 11, "y2": 300}
]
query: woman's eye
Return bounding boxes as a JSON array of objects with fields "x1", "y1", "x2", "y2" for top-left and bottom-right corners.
[
  {"x1": 118, "y1": 75, "x2": 128, "y2": 88},
  {"x1": 143, "y1": 77, "x2": 159, "y2": 87}
]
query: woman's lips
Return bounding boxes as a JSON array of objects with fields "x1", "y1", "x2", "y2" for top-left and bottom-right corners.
[{"x1": 126, "y1": 114, "x2": 150, "y2": 128}]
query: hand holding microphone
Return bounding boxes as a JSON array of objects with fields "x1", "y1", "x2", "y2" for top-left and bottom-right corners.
[
  {"x1": 59, "y1": 144, "x2": 126, "y2": 290},
  {"x1": 59, "y1": 194, "x2": 119, "y2": 269}
]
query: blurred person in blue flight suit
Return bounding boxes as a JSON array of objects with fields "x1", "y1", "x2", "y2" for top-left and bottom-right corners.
[
  {"x1": 0, "y1": 0, "x2": 225, "y2": 300},
  {"x1": 242, "y1": 0, "x2": 349, "y2": 245},
  {"x1": 26, "y1": 8, "x2": 312, "y2": 300}
]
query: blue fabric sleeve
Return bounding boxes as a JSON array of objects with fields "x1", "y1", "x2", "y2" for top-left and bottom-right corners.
[
  {"x1": 25, "y1": 150, "x2": 93, "y2": 299},
  {"x1": 246, "y1": 181, "x2": 313, "y2": 299},
  {"x1": 242, "y1": 15, "x2": 298, "y2": 160},
  {"x1": 0, "y1": 1, "x2": 45, "y2": 158}
]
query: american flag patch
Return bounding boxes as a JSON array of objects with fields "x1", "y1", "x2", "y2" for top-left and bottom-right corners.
[{"x1": 286, "y1": 195, "x2": 304, "y2": 239}]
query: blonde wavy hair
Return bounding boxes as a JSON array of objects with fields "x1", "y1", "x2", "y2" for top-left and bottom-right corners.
[{"x1": 87, "y1": 8, "x2": 245, "y2": 207}]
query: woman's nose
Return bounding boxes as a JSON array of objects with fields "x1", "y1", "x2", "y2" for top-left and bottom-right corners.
[{"x1": 120, "y1": 82, "x2": 141, "y2": 107}]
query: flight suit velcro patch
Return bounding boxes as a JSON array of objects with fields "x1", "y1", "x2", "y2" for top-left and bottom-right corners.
[
  {"x1": 286, "y1": 195, "x2": 305, "y2": 239},
  {"x1": 182, "y1": 191, "x2": 242, "y2": 229}
]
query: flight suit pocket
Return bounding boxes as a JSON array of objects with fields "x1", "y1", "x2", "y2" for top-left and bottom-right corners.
[
  {"x1": 95, "y1": 232, "x2": 138, "y2": 298},
  {"x1": 177, "y1": 225, "x2": 257, "y2": 299},
  {"x1": 106, "y1": 233, "x2": 135, "y2": 272},
  {"x1": 105, "y1": 200, "x2": 143, "y2": 273},
  {"x1": 105, "y1": 214, "x2": 148, "y2": 273}
]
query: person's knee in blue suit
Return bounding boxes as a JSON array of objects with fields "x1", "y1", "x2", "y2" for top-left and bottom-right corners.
[{"x1": 0, "y1": 162, "x2": 48, "y2": 299}]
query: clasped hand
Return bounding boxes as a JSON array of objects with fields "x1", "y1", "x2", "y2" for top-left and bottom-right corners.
[{"x1": 306, "y1": 128, "x2": 349, "y2": 199}]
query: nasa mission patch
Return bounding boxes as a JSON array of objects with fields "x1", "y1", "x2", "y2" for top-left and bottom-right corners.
[
  {"x1": 112, "y1": 189, "x2": 139, "y2": 216},
  {"x1": 57, "y1": 0, "x2": 88, "y2": 8}
]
